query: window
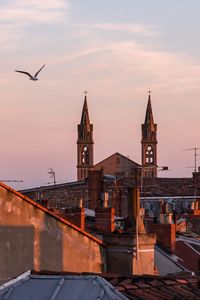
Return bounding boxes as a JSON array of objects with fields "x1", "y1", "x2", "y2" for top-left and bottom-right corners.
[
  {"x1": 82, "y1": 146, "x2": 89, "y2": 165},
  {"x1": 145, "y1": 145, "x2": 154, "y2": 164}
]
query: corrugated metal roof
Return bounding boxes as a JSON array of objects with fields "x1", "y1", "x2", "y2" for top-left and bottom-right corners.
[{"x1": 0, "y1": 271, "x2": 128, "y2": 300}]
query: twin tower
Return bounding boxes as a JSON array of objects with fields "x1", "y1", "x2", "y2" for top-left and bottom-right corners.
[{"x1": 77, "y1": 93, "x2": 157, "y2": 180}]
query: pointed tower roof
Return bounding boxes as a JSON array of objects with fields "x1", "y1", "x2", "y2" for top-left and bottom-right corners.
[
  {"x1": 144, "y1": 91, "x2": 156, "y2": 132},
  {"x1": 80, "y1": 92, "x2": 90, "y2": 126}
]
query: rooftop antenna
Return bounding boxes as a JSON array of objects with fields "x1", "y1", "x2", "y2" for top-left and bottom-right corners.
[
  {"x1": 48, "y1": 168, "x2": 56, "y2": 185},
  {"x1": 183, "y1": 147, "x2": 200, "y2": 172}
]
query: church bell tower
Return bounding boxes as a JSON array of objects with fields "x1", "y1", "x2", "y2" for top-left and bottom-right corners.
[
  {"x1": 77, "y1": 92, "x2": 94, "y2": 180},
  {"x1": 141, "y1": 92, "x2": 157, "y2": 178}
]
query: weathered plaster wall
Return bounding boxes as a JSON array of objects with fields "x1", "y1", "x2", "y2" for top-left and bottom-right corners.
[{"x1": 0, "y1": 185, "x2": 105, "y2": 284}]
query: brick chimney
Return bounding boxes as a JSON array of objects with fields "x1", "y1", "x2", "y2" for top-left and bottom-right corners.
[
  {"x1": 88, "y1": 169, "x2": 103, "y2": 209},
  {"x1": 148, "y1": 223, "x2": 176, "y2": 252},
  {"x1": 95, "y1": 192, "x2": 115, "y2": 233},
  {"x1": 101, "y1": 188, "x2": 156, "y2": 275},
  {"x1": 64, "y1": 199, "x2": 85, "y2": 230}
]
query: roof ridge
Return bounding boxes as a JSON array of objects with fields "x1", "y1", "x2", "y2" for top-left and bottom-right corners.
[
  {"x1": 95, "y1": 152, "x2": 140, "y2": 167},
  {"x1": 0, "y1": 182, "x2": 104, "y2": 246}
]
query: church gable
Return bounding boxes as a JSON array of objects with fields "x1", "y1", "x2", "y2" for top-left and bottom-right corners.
[{"x1": 94, "y1": 152, "x2": 140, "y2": 177}]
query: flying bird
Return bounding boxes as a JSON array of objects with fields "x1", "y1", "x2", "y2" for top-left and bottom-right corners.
[{"x1": 15, "y1": 64, "x2": 45, "y2": 81}]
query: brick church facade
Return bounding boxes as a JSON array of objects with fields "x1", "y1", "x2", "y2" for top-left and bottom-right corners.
[
  {"x1": 20, "y1": 93, "x2": 200, "y2": 216},
  {"x1": 76, "y1": 91, "x2": 158, "y2": 180}
]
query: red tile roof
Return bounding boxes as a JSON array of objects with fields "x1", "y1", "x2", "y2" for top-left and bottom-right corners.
[{"x1": 102, "y1": 273, "x2": 200, "y2": 300}]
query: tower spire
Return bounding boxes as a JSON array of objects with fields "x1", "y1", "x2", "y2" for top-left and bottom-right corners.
[
  {"x1": 141, "y1": 91, "x2": 158, "y2": 178},
  {"x1": 144, "y1": 90, "x2": 155, "y2": 128},
  {"x1": 77, "y1": 92, "x2": 94, "y2": 181},
  {"x1": 80, "y1": 91, "x2": 90, "y2": 126}
]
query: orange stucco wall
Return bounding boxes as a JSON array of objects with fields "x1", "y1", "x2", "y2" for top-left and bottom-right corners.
[{"x1": 0, "y1": 185, "x2": 105, "y2": 284}]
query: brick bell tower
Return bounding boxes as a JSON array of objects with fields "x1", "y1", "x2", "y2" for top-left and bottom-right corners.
[
  {"x1": 77, "y1": 92, "x2": 94, "y2": 180},
  {"x1": 141, "y1": 91, "x2": 157, "y2": 178}
]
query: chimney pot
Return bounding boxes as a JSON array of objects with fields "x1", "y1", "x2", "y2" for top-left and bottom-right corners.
[{"x1": 79, "y1": 198, "x2": 83, "y2": 208}]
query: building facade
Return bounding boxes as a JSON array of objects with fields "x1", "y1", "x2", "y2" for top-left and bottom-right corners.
[{"x1": 0, "y1": 182, "x2": 105, "y2": 285}]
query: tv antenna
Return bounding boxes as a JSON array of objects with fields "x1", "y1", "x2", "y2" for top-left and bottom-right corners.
[
  {"x1": 48, "y1": 168, "x2": 56, "y2": 185},
  {"x1": 183, "y1": 147, "x2": 200, "y2": 172}
]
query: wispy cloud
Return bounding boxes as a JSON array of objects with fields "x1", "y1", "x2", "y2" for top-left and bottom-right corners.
[
  {"x1": 82, "y1": 22, "x2": 158, "y2": 36},
  {"x1": 0, "y1": 0, "x2": 69, "y2": 24},
  {"x1": 0, "y1": 0, "x2": 69, "y2": 50}
]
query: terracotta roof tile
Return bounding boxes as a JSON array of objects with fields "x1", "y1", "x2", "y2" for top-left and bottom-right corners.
[
  {"x1": 122, "y1": 284, "x2": 138, "y2": 290},
  {"x1": 118, "y1": 279, "x2": 132, "y2": 286},
  {"x1": 162, "y1": 279, "x2": 177, "y2": 285},
  {"x1": 175, "y1": 279, "x2": 189, "y2": 284},
  {"x1": 105, "y1": 274, "x2": 200, "y2": 299},
  {"x1": 186, "y1": 278, "x2": 198, "y2": 284},
  {"x1": 148, "y1": 279, "x2": 164, "y2": 287},
  {"x1": 135, "y1": 282, "x2": 151, "y2": 289},
  {"x1": 142, "y1": 289, "x2": 169, "y2": 300},
  {"x1": 173, "y1": 285, "x2": 197, "y2": 298},
  {"x1": 116, "y1": 286, "x2": 125, "y2": 292}
]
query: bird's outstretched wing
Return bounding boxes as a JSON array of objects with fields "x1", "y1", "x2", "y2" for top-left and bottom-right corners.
[
  {"x1": 15, "y1": 70, "x2": 33, "y2": 79},
  {"x1": 34, "y1": 64, "x2": 45, "y2": 78}
]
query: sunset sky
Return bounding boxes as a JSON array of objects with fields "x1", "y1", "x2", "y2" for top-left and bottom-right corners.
[{"x1": 1, "y1": 0, "x2": 200, "y2": 189}]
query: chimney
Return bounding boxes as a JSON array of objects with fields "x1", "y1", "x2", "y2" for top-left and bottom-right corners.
[
  {"x1": 64, "y1": 202, "x2": 85, "y2": 231},
  {"x1": 101, "y1": 192, "x2": 109, "y2": 208},
  {"x1": 148, "y1": 223, "x2": 176, "y2": 252},
  {"x1": 88, "y1": 169, "x2": 103, "y2": 209},
  {"x1": 191, "y1": 201, "x2": 195, "y2": 210},
  {"x1": 95, "y1": 193, "x2": 115, "y2": 233},
  {"x1": 188, "y1": 200, "x2": 200, "y2": 215},
  {"x1": 126, "y1": 188, "x2": 146, "y2": 233}
]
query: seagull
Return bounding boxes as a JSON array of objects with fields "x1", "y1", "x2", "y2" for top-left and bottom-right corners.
[{"x1": 15, "y1": 64, "x2": 45, "y2": 81}]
